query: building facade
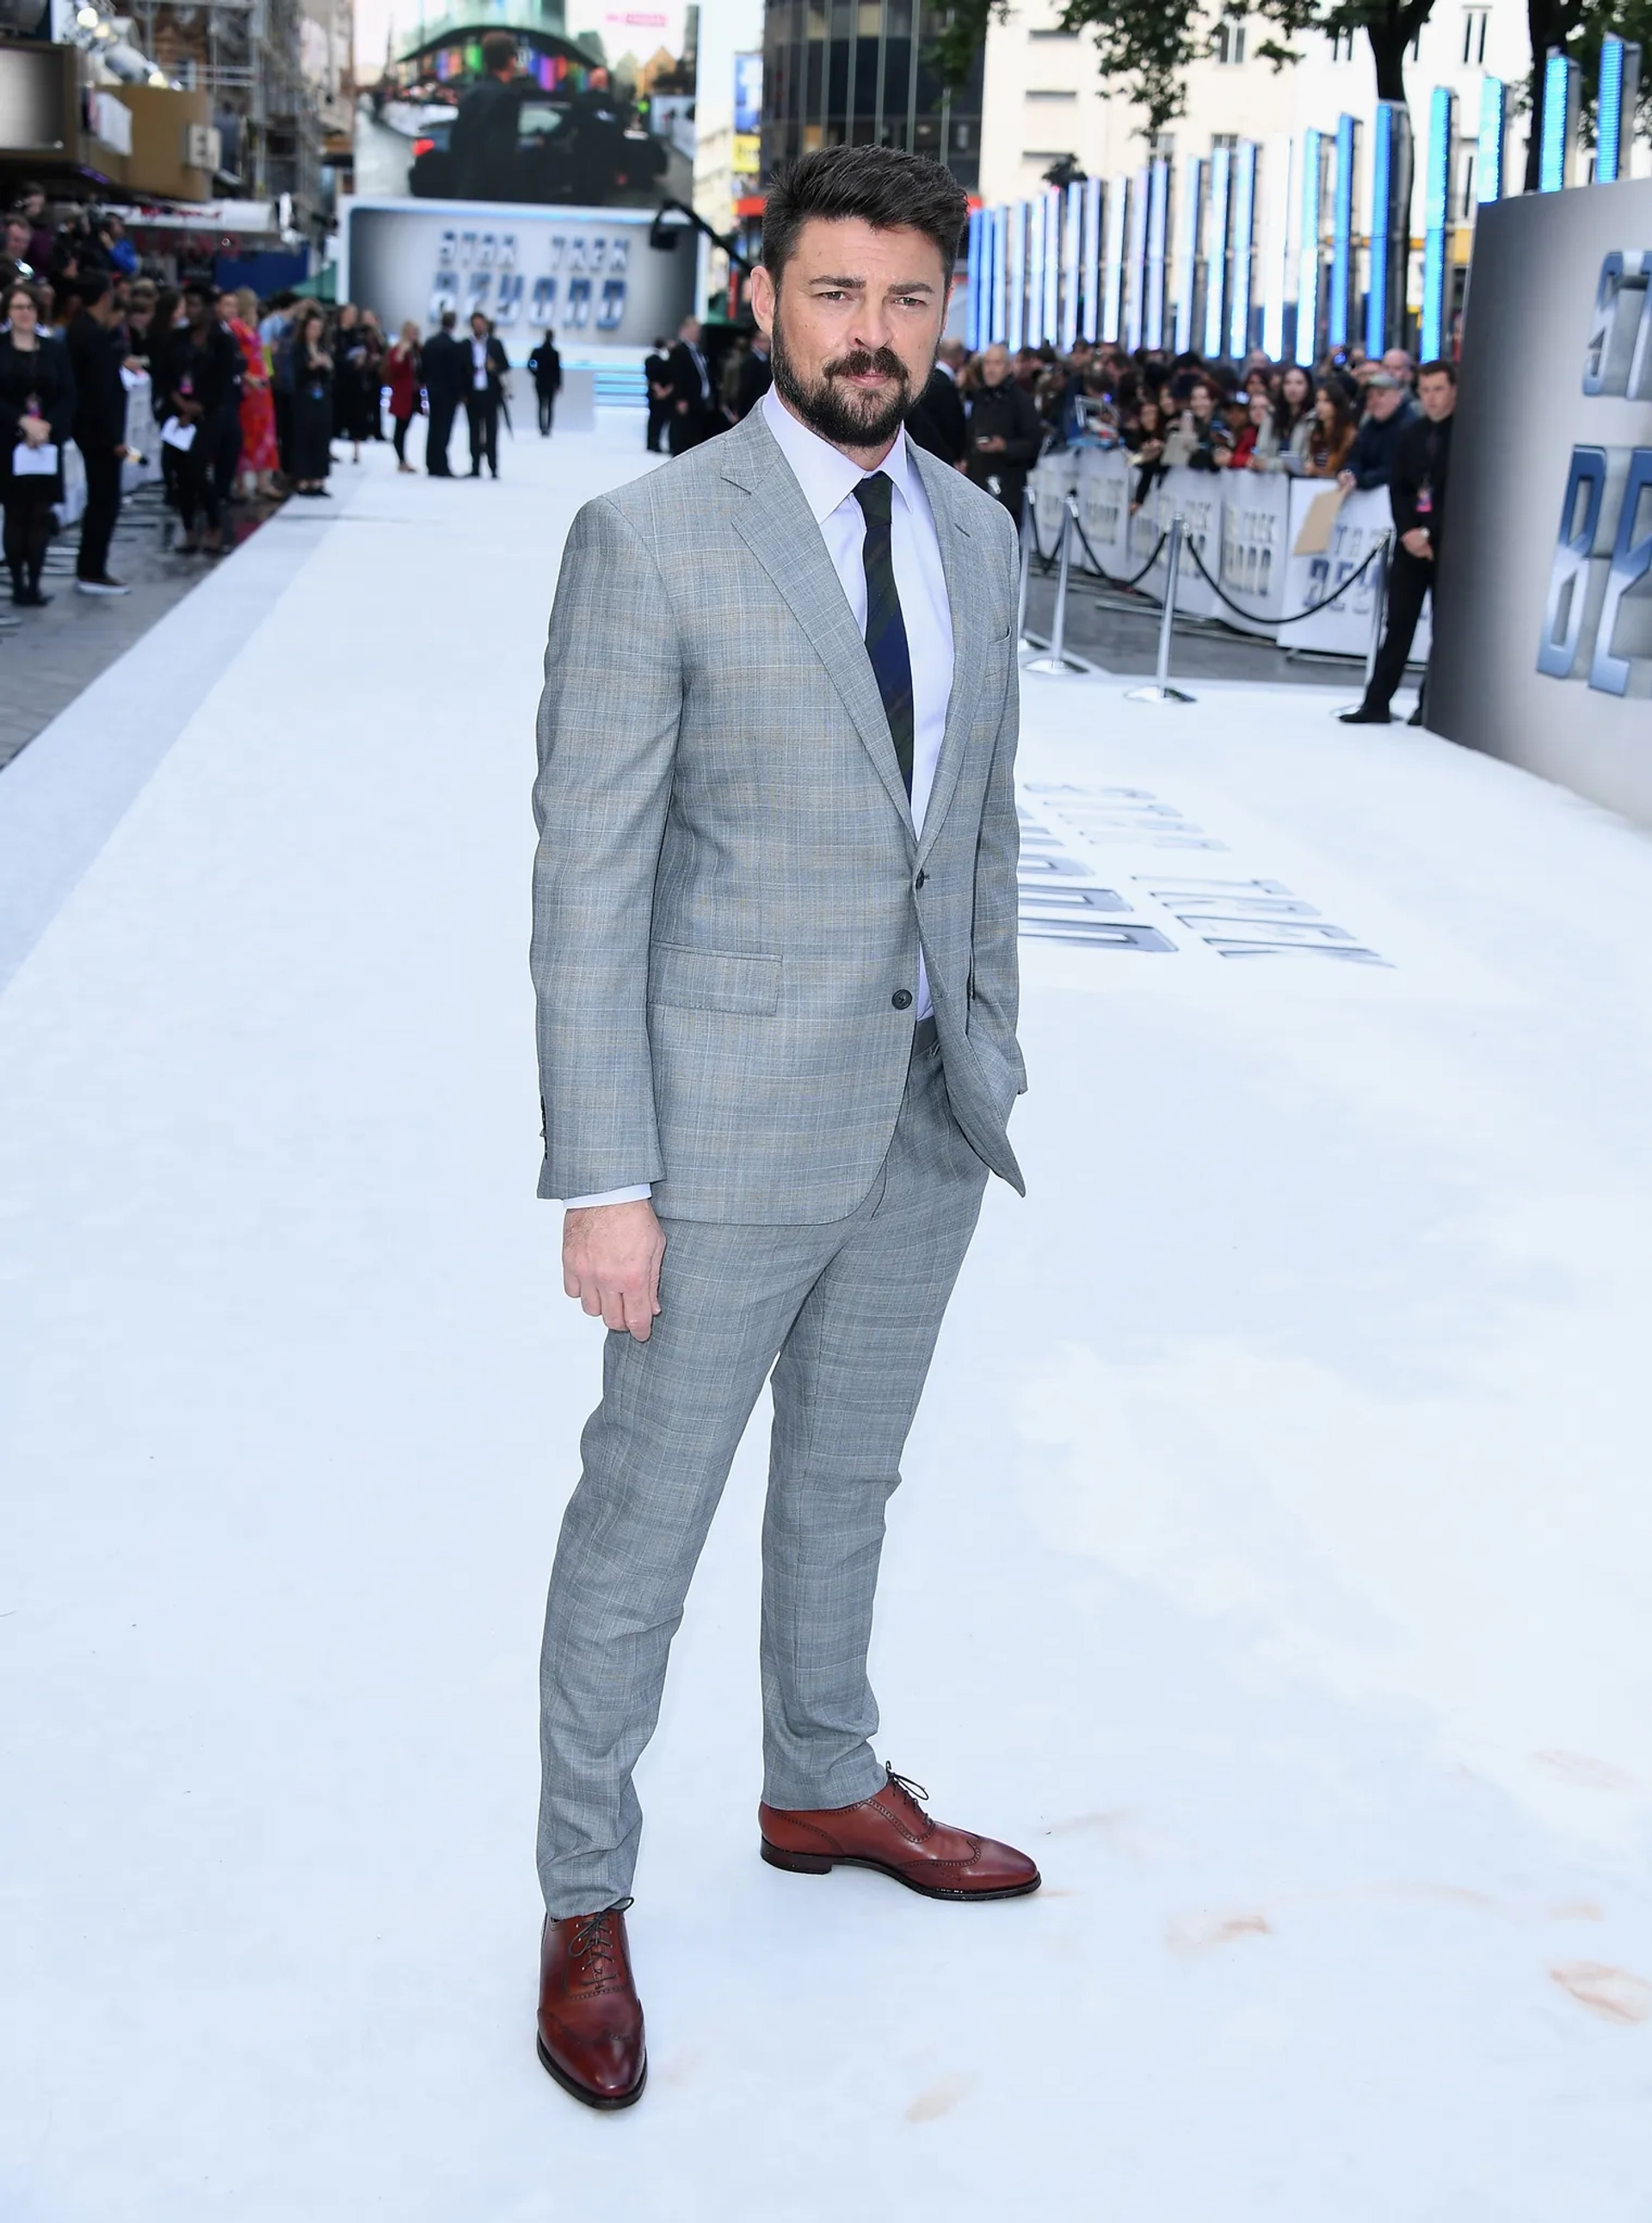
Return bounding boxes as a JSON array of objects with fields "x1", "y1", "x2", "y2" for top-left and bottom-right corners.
[{"x1": 761, "y1": 0, "x2": 984, "y2": 195}]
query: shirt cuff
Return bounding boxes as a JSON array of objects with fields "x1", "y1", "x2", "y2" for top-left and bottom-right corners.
[{"x1": 562, "y1": 1184, "x2": 653, "y2": 1210}]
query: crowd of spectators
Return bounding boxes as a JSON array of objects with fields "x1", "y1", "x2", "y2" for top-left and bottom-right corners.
[
  {"x1": 887, "y1": 333, "x2": 1442, "y2": 524},
  {"x1": 2, "y1": 181, "x2": 555, "y2": 608}
]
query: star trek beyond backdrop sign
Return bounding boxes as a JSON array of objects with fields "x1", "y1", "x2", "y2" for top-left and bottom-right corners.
[
  {"x1": 340, "y1": 200, "x2": 694, "y2": 348},
  {"x1": 1432, "y1": 178, "x2": 1652, "y2": 828}
]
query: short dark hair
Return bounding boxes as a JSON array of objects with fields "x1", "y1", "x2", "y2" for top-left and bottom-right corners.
[
  {"x1": 1418, "y1": 357, "x2": 1457, "y2": 383},
  {"x1": 73, "y1": 269, "x2": 110, "y2": 309},
  {"x1": 481, "y1": 29, "x2": 515, "y2": 71},
  {"x1": 761, "y1": 144, "x2": 969, "y2": 286}
]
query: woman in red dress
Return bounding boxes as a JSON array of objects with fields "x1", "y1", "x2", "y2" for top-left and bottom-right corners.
[
  {"x1": 383, "y1": 321, "x2": 423, "y2": 474},
  {"x1": 233, "y1": 288, "x2": 279, "y2": 496}
]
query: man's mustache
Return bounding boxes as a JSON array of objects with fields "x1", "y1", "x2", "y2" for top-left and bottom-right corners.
[{"x1": 821, "y1": 348, "x2": 908, "y2": 384}]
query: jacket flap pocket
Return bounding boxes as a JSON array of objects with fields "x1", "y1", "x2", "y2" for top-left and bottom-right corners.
[{"x1": 649, "y1": 943, "x2": 780, "y2": 1016}]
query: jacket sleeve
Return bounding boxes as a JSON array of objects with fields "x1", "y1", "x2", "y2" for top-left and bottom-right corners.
[
  {"x1": 1349, "y1": 421, "x2": 1388, "y2": 490},
  {"x1": 969, "y1": 503, "x2": 1026, "y2": 1094},
  {"x1": 1388, "y1": 425, "x2": 1423, "y2": 538},
  {"x1": 529, "y1": 496, "x2": 682, "y2": 1200}
]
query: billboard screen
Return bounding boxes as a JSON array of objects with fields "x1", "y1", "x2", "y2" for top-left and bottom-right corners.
[
  {"x1": 341, "y1": 198, "x2": 697, "y2": 348},
  {"x1": 359, "y1": 1, "x2": 698, "y2": 210}
]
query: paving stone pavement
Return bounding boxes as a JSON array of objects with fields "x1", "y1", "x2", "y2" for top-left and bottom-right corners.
[{"x1": 0, "y1": 481, "x2": 282, "y2": 774}]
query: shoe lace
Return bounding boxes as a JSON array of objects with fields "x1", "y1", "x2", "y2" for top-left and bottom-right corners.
[
  {"x1": 569, "y1": 1896, "x2": 632, "y2": 1980},
  {"x1": 885, "y1": 1767, "x2": 930, "y2": 1807}
]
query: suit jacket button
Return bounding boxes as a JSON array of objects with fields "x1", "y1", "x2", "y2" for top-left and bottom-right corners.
[
  {"x1": 915, "y1": 870, "x2": 927, "y2": 890},
  {"x1": 891, "y1": 988, "x2": 913, "y2": 1010}
]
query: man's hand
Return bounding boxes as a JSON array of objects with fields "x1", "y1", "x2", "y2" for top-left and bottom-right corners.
[
  {"x1": 563, "y1": 1199, "x2": 665, "y2": 1341},
  {"x1": 1402, "y1": 526, "x2": 1433, "y2": 559},
  {"x1": 1336, "y1": 469, "x2": 1355, "y2": 492}
]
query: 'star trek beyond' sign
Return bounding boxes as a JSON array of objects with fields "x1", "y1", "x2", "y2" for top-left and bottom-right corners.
[
  {"x1": 340, "y1": 199, "x2": 694, "y2": 350},
  {"x1": 1430, "y1": 178, "x2": 1652, "y2": 829},
  {"x1": 1537, "y1": 250, "x2": 1652, "y2": 699}
]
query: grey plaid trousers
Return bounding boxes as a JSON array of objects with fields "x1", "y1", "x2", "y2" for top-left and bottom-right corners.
[{"x1": 537, "y1": 1023, "x2": 989, "y2": 1916}]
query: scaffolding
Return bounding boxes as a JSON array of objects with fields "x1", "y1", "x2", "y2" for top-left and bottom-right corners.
[{"x1": 132, "y1": 0, "x2": 327, "y2": 227}]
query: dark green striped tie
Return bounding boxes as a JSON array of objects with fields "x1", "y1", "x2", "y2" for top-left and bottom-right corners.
[{"x1": 853, "y1": 472, "x2": 914, "y2": 798}]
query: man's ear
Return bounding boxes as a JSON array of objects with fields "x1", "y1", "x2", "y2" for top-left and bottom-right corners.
[{"x1": 749, "y1": 264, "x2": 776, "y2": 342}]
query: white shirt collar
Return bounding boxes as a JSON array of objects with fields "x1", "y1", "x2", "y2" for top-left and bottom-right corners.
[{"x1": 761, "y1": 383, "x2": 922, "y2": 527}]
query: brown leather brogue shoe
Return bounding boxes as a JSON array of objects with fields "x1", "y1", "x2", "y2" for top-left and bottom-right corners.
[
  {"x1": 760, "y1": 1767, "x2": 1041, "y2": 1902},
  {"x1": 536, "y1": 1899, "x2": 647, "y2": 2109}
]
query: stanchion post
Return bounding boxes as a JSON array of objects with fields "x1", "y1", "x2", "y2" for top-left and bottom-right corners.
[
  {"x1": 1364, "y1": 530, "x2": 1390, "y2": 695},
  {"x1": 1124, "y1": 514, "x2": 1196, "y2": 705},
  {"x1": 1024, "y1": 493, "x2": 1088, "y2": 676}
]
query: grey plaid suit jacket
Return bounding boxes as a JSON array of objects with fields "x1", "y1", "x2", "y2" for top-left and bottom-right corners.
[{"x1": 530, "y1": 403, "x2": 1026, "y2": 1224}]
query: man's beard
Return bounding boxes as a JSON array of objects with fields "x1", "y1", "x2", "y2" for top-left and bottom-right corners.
[{"x1": 769, "y1": 312, "x2": 920, "y2": 449}]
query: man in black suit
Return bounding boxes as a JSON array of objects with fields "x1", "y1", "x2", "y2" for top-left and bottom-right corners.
[
  {"x1": 1341, "y1": 359, "x2": 1457, "y2": 726},
  {"x1": 65, "y1": 272, "x2": 132, "y2": 594},
  {"x1": 464, "y1": 311, "x2": 511, "y2": 477},
  {"x1": 644, "y1": 336, "x2": 672, "y2": 452},
  {"x1": 448, "y1": 31, "x2": 522, "y2": 200},
  {"x1": 665, "y1": 314, "x2": 713, "y2": 454},
  {"x1": 905, "y1": 338, "x2": 967, "y2": 466},
  {"x1": 422, "y1": 311, "x2": 465, "y2": 476},
  {"x1": 527, "y1": 328, "x2": 562, "y2": 436}
]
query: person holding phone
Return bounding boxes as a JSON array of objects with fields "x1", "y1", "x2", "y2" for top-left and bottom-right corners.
[
  {"x1": 0, "y1": 278, "x2": 74, "y2": 606},
  {"x1": 964, "y1": 340, "x2": 1044, "y2": 519}
]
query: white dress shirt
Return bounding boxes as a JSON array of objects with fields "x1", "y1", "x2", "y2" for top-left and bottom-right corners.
[
  {"x1": 563, "y1": 385, "x2": 955, "y2": 1210},
  {"x1": 472, "y1": 336, "x2": 490, "y2": 391}
]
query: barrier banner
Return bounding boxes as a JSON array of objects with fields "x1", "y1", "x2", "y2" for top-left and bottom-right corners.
[
  {"x1": 1074, "y1": 446, "x2": 1131, "y2": 576},
  {"x1": 1030, "y1": 450, "x2": 1078, "y2": 556},
  {"x1": 1282, "y1": 482, "x2": 1426, "y2": 660},
  {"x1": 1160, "y1": 465, "x2": 1222, "y2": 619},
  {"x1": 1217, "y1": 469, "x2": 1291, "y2": 633}
]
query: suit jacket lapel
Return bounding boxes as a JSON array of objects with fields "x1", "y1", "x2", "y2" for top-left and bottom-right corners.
[
  {"x1": 722, "y1": 413, "x2": 915, "y2": 839},
  {"x1": 909, "y1": 445, "x2": 989, "y2": 868}
]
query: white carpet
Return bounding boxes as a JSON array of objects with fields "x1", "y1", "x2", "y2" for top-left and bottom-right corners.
[{"x1": 3, "y1": 422, "x2": 1649, "y2": 2221}]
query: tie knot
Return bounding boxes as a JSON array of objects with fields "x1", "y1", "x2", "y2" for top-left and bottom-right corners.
[{"x1": 854, "y1": 471, "x2": 894, "y2": 528}]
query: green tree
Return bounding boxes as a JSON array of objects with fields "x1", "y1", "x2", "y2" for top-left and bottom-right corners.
[{"x1": 934, "y1": 0, "x2": 1443, "y2": 125}]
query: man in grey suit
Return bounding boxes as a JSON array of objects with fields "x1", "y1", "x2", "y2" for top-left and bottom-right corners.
[{"x1": 528, "y1": 145, "x2": 1039, "y2": 2112}]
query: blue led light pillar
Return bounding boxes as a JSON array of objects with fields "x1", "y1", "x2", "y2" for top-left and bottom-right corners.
[
  {"x1": 1539, "y1": 49, "x2": 1580, "y2": 191},
  {"x1": 1044, "y1": 188, "x2": 1062, "y2": 344},
  {"x1": 1365, "y1": 102, "x2": 1412, "y2": 356},
  {"x1": 1125, "y1": 168, "x2": 1148, "y2": 349},
  {"x1": 1145, "y1": 157, "x2": 1170, "y2": 349},
  {"x1": 1007, "y1": 201, "x2": 1026, "y2": 352},
  {"x1": 1476, "y1": 75, "x2": 1507, "y2": 202},
  {"x1": 1229, "y1": 140, "x2": 1257, "y2": 359},
  {"x1": 990, "y1": 205, "x2": 1008, "y2": 342},
  {"x1": 1330, "y1": 114, "x2": 1359, "y2": 348},
  {"x1": 1596, "y1": 35, "x2": 1643, "y2": 183},
  {"x1": 1173, "y1": 153, "x2": 1203, "y2": 352},
  {"x1": 1204, "y1": 144, "x2": 1231, "y2": 360},
  {"x1": 966, "y1": 209, "x2": 984, "y2": 349},
  {"x1": 1081, "y1": 176, "x2": 1102, "y2": 342},
  {"x1": 1421, "y1": 85, "x2": 1456, "y2": 361},
  {"x1": 1295, "y1": 127, "x2": 1325, "y2": 366},
  {"x1": 1105, "y1": 173, "x2": 1129, "y2": 343}
]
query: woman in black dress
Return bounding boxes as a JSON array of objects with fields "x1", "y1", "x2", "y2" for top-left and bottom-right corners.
[
  {"x1": 332, "y1": 301, "x2": 379, "y2": 463},
  {"x1": 0, "y1": 279, "x2": 76, "y2": 606},
  {"x1": 287, "y1": 307, "x2": 334, "y2": 496}
]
